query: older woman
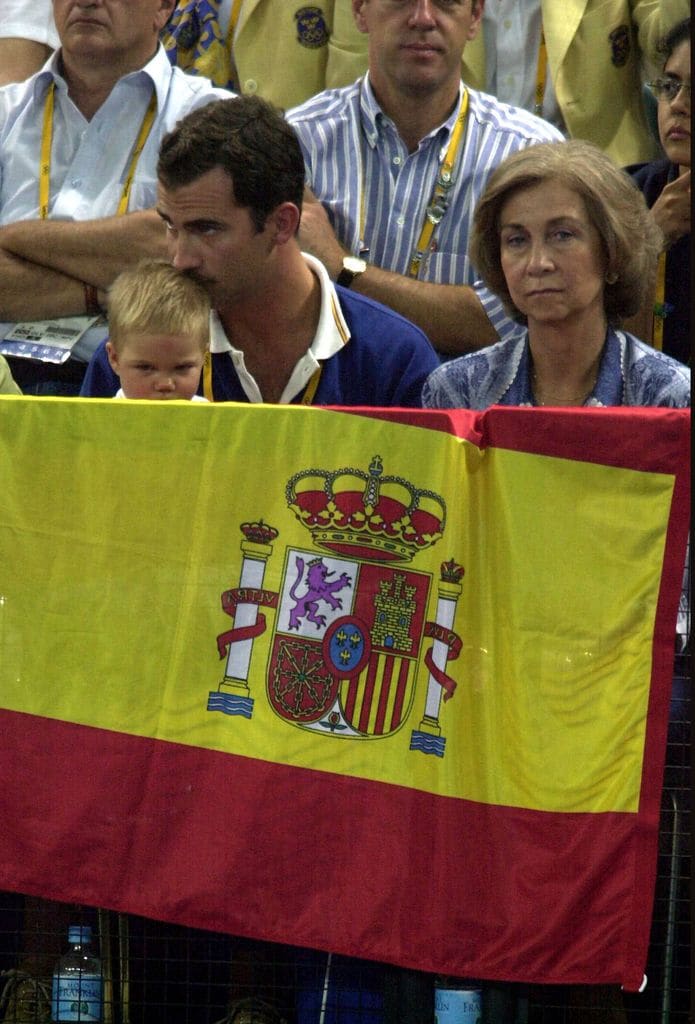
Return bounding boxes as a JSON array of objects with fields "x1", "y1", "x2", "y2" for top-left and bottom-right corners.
[{"x1": 423, "y1": 139, "x2": 690, "y2": 410}]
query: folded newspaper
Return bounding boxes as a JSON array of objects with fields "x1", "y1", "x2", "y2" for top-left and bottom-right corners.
[{"x1": 0, "y1": 315, "x2": 106, "y2": 364}]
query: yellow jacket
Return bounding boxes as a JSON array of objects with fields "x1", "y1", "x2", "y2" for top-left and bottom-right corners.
[
  {"x1": 461, "y1": 0, "x2": 689, "y2": 165},
  {"x1": 163, "y1": 1, "x2": 370, "y2": 111},
  {"x1": 235, "y1": 0, "x2": 374, "y2": 107}
]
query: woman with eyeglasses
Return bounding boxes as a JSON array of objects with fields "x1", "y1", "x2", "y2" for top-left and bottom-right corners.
[{"x1": 626, "y1": 17, "x2": 690, "y2": 365}]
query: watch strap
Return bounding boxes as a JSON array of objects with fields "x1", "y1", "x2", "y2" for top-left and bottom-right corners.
[{"x1": 337, "y1": 257, "x2": 367, "y2": 288}]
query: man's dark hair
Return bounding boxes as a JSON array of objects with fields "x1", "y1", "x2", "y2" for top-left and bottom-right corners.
[{"x1": 157, "y1": 96, "x2": 306, "y2": 232}]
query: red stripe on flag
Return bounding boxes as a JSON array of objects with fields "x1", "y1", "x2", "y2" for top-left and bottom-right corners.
[
  {"x1": 373, "y1": 656, "x2": 394, "y2": 735},
  {"x1": 0, "y1": 710, "x2": 661, "y2": 991},
  {"x1": 358, "y1": 656, "x2": 378, "y2": 733},
  {"x1": 343, "y1": 675, "x2": 358, "y2": 724},
  {"x1": 339, "y1": 406, "x2": 690, "y2": 475},
  {"x1": 344, "y1": 676, "x2": 358, "y2": 722},
  {"x1": 390, "y1": 660, "x2": 409, "y2": 730}
]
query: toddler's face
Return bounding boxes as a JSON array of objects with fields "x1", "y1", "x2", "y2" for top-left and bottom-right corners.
[{"x1": 106, "y1": 332, "x2": 206, "y2": 400}]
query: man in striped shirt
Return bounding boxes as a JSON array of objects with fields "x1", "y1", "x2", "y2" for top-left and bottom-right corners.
[{"x1": 286, "y1": 0, "x2": 562, "y2": 356}]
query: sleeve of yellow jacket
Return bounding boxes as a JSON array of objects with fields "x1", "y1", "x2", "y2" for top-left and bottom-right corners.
[
  {"x1": 233, "y1": 1, "x2": 368, "y2": 110},
  {"x1": 462, "y1": 0, "x2": 689, "y2": 167},
  {"x1": 325, "y1": 1, "x2": 370, "y2": 90}
]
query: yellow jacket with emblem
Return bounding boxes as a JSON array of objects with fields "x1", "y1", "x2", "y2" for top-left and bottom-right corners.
[
  {"x1": 466, "y1": 0, "x2": 689, "y2": 165},
  {"x1": 162, "y1": 1, "x2": 370, "y2": 110}
]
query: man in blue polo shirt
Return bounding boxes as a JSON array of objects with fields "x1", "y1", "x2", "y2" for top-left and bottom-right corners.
[{"x1": 81, "y1": 95, "x2": 439, "y2": 407}]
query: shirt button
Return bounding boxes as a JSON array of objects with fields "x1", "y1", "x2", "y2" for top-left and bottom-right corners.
[
  {"x1": 504, "y1": 18, "x2": 512, "y2": 28},
  {"x1": 243, "y1": 79, "x2": 258, "y2": 94},
  {"x1": 71, "y1": 179, "x2": 82, "y2": 188},
  {"x1": 397, "y1": 215, "x2": 405, "y2": 227},
  {"x1": 393, "y1": 155, "x2": 402, "y2": 166}
]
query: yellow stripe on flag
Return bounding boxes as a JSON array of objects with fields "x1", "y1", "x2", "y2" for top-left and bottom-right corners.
[{"x1": 0, "y1": 397, "x2": 676, "y2": 815}]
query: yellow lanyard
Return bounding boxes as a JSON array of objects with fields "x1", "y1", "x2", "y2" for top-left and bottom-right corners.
[
  {"x1": 301, "y1": 367, "x2": 322, "y2": 405},
  {"x1": 202, "y1": 354, "x2": 324, "y2": 405},
  {"x1": 298, "y1": 291, "x2": 349, "y2": 403},
  {"x1": 204, "y1": 283, "x2": 347, "y2": 405},
  {"x1": 358, "y1": 89, "x2": 469, "y2": 279},
  {"x1": 534, "y1": 26, "x2": 547, "y2": 116},
  {"x1": 652, "y1": 250, "x2": 667, "y2": 351},
  {"x1": 39, "y1": 81, "x2": 157, "y2": 220},
  {"x1": 203, "y1": 351, "x2": 214, "y2": 401},
  {"x1": 38, "y1": 82, "x2": 55, "y2": 219},
  {"x1": 408, "y1": 89, "x2": 469, "y2": 278}
]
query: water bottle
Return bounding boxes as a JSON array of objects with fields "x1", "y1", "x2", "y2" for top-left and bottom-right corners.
[
  {"x1": 51, "y1": 925, "x2": 102, "y2": 1022},
  {"x1": 434, "y1": 976, "x2": 482, "y2": 1024}
]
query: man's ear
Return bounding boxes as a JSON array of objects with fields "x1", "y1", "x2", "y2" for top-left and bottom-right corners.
[
  {"x1": 352, "y1": 0, "x2": 370, "y2": 34},
  {"x1": 468, "y1": 0, "x2": 485, "y2": 39},
  {"x1": 156, "y1": 0, "x2": 177, "y2": 32},
  {"x1": 105, "y1": 341, "x2": 120, "y2": 374},
  {"x1": 270, "y1": 202, "x2": 301, "y2": 244}
]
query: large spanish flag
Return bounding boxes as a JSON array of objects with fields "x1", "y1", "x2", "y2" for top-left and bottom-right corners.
[{"x1": 0, "y1": 397, "x2": 689, "y2": 991}]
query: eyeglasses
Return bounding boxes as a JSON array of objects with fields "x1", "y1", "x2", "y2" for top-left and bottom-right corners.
[{"x1": 648, "y1": 76, "x2": 692, "y2": 103}]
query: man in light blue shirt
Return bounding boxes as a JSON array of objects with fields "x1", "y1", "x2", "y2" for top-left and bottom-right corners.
[
  {"x1": 0, "y1": 0, "x2": 231, "y2": 394},
  {"x1": 287, "y1": 0, "x2": 561, "y2": 356}
]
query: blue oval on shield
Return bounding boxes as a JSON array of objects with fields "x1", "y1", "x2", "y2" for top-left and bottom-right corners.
[{"x1": 322, "y1": 616, "x2": 371, "y2": 676}]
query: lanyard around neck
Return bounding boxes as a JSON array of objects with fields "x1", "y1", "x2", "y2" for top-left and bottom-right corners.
[
  {"x1": 39, "y1": 81, "x2": 157, "y2": 220},
  {"x1": 357, "y1": 88, "x2": 469, "y2": 279},
  {"x1": 203, "y1": 351, "x2": 213, "y2": 401},
  {"x1": 202, "y1": 352, "x2": 324, "y2": 405},
  {"x1": 408, "y1": 88, "x2": 469, "y2": 278},
  {"x1": 300, "y1": 366, "x2": 322, "y2": 405},
  {"x1": 534, "y1": 26, "x2": 547, "y2": 116},
  {"x1": 204, "y1": 275, "x2": 348, "y2": 405},
  {"x1": 652, "y1": 251, "x2": 668, "y2": 351}
]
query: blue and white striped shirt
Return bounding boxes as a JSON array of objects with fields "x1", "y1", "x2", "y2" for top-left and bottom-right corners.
[{"x1": 287, "y1": 74, "x2": 562, "y2": 343}]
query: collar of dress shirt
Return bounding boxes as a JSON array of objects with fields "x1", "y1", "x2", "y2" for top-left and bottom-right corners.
[
  {"x1": 38, "y1": 43, "x2": 172, "y2": 113},
  {"x1": 208, "y1": 252, "x2": 350, "y2": 404},
  {"x1": 359, "y1": 71, "x2": 465, "y2": 150}
]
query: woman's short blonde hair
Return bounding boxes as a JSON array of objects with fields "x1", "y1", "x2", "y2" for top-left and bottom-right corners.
[
  {"x1": 469, "y1": 139, "x2": 662, "y2": 324},
  {"x1": 107, "y1": 259, "x2": 211, "y2": 352}
]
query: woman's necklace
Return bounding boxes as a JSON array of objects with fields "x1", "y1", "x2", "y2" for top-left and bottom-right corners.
[{"x1": 531, "y1": 365, "x2": 599, "y2": 407}]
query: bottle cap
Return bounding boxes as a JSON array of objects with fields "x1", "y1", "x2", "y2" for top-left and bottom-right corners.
[{"x1": 68, "y1": 925, "x2": 91, "y2": 944}]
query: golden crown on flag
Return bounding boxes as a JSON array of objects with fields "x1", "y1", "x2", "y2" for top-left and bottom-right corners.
[
  {"x1": 441, "y1": 559, "x2": 465, "y2": 583},
  {"x1": 240, "y1": 520, "x2": 279, "y2": 545},
  {"x1": 285, "y1": 455, "x2": 446, "y2": 564}
]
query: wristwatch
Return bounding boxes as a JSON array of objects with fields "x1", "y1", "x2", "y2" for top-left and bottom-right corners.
[{"x1": 337, "y1": 255, "x2": 367, "y2": 288}]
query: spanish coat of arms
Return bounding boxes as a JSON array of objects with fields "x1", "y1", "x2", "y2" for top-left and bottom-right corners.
[{"x1": 207, "y1": 456, "x2": 464, "y2": 757}]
